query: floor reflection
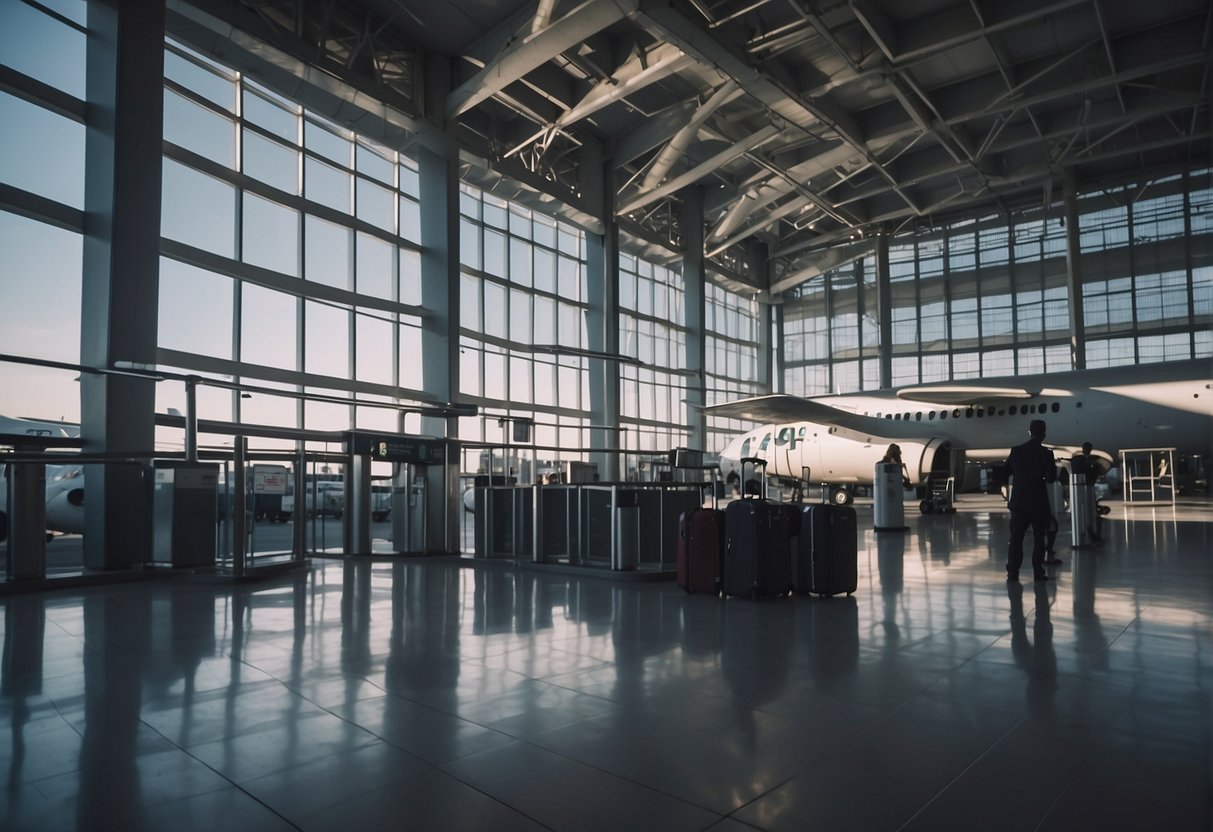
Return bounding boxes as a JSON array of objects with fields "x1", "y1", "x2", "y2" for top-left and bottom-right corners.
[{"x1": 0, "y1": 495, "x2": 1208, "y2": 830}]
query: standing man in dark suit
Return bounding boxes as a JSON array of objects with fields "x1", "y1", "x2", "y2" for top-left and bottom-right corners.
[{"x1": 1006, "y1": 419, "x2": 1057, "y2": 583}]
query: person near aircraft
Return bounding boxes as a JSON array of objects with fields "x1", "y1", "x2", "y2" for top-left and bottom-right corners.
[
  {"x1": 879, "y1": 443, "x2": 912, "y2": 487},
  {"x1": 1006, "y1": 419, "x2": 1057, "y2": 583}
]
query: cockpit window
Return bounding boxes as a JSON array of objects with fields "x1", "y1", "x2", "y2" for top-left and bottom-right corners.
[
  {"x1": 740, "y1": 438, "x2": 751, "y2": 458},
  {"x1": 775, "y1": 427, "x2": 792, "y2": 445},
  {"x1": 758, "y1": 432, "x2": 772, "y2": 451}
]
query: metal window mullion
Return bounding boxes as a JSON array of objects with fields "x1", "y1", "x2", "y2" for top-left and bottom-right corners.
[
  {"x1": 1126, "y1": 195, "x2": 1139, "y2": 363},
  {"x1": 1183, "y1": 168, "x2": 1196, "y2": 358}
]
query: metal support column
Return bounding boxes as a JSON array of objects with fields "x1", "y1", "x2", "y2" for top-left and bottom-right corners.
[
  {"x1": 232, "y1": 437, "x2": 246, "y2": 577},
  {"x1": 81, "y1": 0, "x2": 165, "y2": 569},
  {"x1": 680, "y1": 187, "x2": 707, "y2": 449},
  {"x1": 344, "y1": 450, "x2": 372, "y2": 555},
  {"x1": 292, "y1": 447, "x2": 306, "y2": 560},
  {"x1": 875, "y1": 233, "x2": 893, "y2": 388},
  {"x1": 1063, "y1": 170, "x2": 1086, "y2": 370}
]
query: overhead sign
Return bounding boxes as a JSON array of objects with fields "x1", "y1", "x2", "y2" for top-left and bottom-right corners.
[
  {"x1": 372, "y1": 438, "x2": 446, "y2": 465},
  {"x1": 346, "y1": 431, "x2": 449, "y2": 464}
]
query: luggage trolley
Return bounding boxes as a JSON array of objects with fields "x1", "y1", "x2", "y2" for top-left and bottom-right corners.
[{"x1": 919, "y1": 473, "x2": 956, "y2": 514}]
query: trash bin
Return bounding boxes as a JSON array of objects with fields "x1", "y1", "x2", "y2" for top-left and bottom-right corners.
[{"x1": 873, "y1": 462, "x2": 907, "y2": 531}]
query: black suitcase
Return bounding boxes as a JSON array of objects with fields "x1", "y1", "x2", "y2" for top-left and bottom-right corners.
[
  {"x1": 794, "y1": 503, "x2": 858, "y2": 596},
  {"x1": 724, "y1": 458, "x2": 791, "y2": 600}
]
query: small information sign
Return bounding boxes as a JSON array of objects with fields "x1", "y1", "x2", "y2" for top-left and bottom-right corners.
[{"x1": 253, "y1": 464, "x2": 289, "y2": 495}]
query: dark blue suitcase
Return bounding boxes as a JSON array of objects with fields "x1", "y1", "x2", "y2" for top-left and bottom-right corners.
[
  {"x1": 723, "y1": 458, "x2": 791, "y2": 600},
  {"x1": 794, "y1": 504, "x2": 858, "y2": 596}
]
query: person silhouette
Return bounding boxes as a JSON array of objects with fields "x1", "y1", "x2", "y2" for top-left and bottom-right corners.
[{"x1": 1005, "y1": 419, "x2": 1057, "y2": 583}]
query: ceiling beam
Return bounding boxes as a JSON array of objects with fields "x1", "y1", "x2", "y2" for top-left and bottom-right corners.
[
  {"x1": 447, "y1": 0, "x2": 636, "y2": 119},
  {"x1": 642, "y1": 79, "x2": 739, "y2": 189},
  {"x1": 617, "y1": 124, "x2": 782, "y2": 215}
]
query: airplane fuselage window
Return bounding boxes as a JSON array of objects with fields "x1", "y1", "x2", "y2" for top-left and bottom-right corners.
[
  {"x1": 1051, "y1": 402, "x2": 1060, "y2": 412},
  {"x1": 953, "y1": 409, "x2": 960, "y2": 418},
  {"x1": 1009, "y1": 405, "x2": 1018, "y2": 415},
  {"x1": 916, "y1": 412, "x2": 923, "y2": 421},
  {"x1": 966, "y1": 408, "x2": 974, "y2": 418},
  {"x1": 929, "y1": 411, "x2": 936, "y2": 420}
]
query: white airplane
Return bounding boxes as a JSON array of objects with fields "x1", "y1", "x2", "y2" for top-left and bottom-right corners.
[
  {"x1": 709, "y1": 359, "x2": 1213, "y2": 505},
  {"x1": 0, "y1": 415, "x2": 84, "y2": 541}
]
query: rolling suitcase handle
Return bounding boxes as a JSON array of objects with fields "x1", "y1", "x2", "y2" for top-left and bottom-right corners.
[{"x1": 739, "y1": 456, "x2": 768, "y2": 500}]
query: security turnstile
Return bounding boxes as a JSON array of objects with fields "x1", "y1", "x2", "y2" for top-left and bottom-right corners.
[{"x1": 345, "y1": 432, "x2": 459, "y2": 555}]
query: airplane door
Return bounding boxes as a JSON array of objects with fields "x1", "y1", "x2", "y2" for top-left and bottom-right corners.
[{"x1": 773, "y1": 426, "x2": 796, "y2": 478}]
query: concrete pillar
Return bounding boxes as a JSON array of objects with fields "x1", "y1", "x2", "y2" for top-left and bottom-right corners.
[
  {"x1": 875, "y1": 233, "x2": 893, "y2": 388},
  {"x1": 586, "y1": 151, "x2": 620, "y2": 481},
  {"x1": 753, "y1": 241, "x2": 773, "y2": 394},
  {"x1": 80, "y1": 0, "x2": 165, "y2": 569},
  {"x1": 416, "y1": 56, "x2": 460, "y2": 439},
  {"x1": 1062, "y1": 170, "x2": 1086, "y2": 370},
  {"x1": 679, "y1": 187, "x2": 706, "y2": 449}
]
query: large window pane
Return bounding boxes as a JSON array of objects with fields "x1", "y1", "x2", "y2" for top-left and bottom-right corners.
[
  {"x1": 400, "y1": 248, "x2": 422, "y2": 305},
  {"x1": 304, "y1": 300, "x2": 348, "y2": 378},
  {"x1": 240, "y1": 284, "x2": 297, "y2": 369},
  {"x1": 243, "y1": 88, "x2": 299, "y2": 142},
  {"x1": 356, "y1": 233, "x2": 393, "y2": 299},
  {"x1": 400, "y1": 324, "x2": 423, "y2": 390},
  {"x1": 484, "y1": 281, "x2": 506, "y2": 339},
  {"x1": 243, "y1": 130, "x2": 299, "y2": 194},
  {"x1": 158, "y1": 258, "x2": 233, "y2": 359},
  {"x1": 0, "y1": 3, "x2": 85, "y2": 97},
  {"x1": 0, "y1": 92, "x2": 84, "y2": 208},
  {"x1": 162, "y1": 159, "x2": 236, "y2": 256},
  {"x1": 356, "y1": 313, "x2": 393, "y2": 385},
  {"x1": 304, "y1": 215, "x2": 352, "y2": 289},
  {"x1": 356, "y1": 143, "x2": 394, "y2": 184},
  {"x1": 164, "y1": 90, "x2": 236, "y2": 167},
  {"x1": 0, "y1": 212, "x2": 81, "y2": 363},
  {"x1": 400, "y1": 196, "x2": 420, "y2": 243},
  {"x1": 305, "y1": 120, "x2": 352, "y2": 166},
  {"x1": 243, "y1": 193, "x2": 300, "y2": 276},
  {"x1": 356, "y1": 179, "x2": 394, "y2": 232},
  {"x1": 305, "y1": 156, "x2": 351, "y2": 213},
  {"x1": 165, "y1": 48, "x2": 235, "y2": 112}
]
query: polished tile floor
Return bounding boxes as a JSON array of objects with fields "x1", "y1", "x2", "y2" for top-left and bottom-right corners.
[{"x1": 1, "y1": 496, "x2": 1210, "y2": 831}]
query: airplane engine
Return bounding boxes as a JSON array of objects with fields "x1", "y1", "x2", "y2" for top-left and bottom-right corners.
[{"x1": 45, "y1": 487, "x2": 85, "y2": 536}]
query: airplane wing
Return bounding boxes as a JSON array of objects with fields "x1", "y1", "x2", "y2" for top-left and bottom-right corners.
[
  {"x1": 895, "y1": 384, "x2": 1041, "y2": 405},
  {"x1": 703, "y1": 395, "x2": 870, "y2": 426},
  {"x1": 703, "y1": 395, "x2": 936, "y2": 442}
]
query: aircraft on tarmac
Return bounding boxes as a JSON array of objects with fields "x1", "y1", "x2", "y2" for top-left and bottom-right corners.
[
  {"x1": 709, "y1": 359, "x2": 1213, "y2": 506},
  {"x1": 0, "y1": 415, "x2": 84, "y2": 542}
]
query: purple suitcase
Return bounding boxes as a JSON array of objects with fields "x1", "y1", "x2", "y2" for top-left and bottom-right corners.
[{"x1": 678, "y1": 507, "x2": 725, "y2": 594}]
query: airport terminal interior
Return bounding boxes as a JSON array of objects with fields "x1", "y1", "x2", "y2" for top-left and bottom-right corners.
[{"x1": 1, "y1": 0, "x2": 1211, "y2": 829}]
